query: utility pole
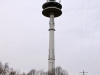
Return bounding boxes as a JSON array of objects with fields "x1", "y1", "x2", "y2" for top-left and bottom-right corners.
[{"x1": 80, "y1": 70, "x2": 88, "y2": 75}]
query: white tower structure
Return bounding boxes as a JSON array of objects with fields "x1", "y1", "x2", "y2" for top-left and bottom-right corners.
[{"x1": 42, "y1": 0, "x2": 62, "y2": 72}]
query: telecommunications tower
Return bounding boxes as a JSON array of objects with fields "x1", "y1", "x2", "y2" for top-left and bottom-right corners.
[{"x1": 42, "y1": 0, "x2": 62, "y2": 72}]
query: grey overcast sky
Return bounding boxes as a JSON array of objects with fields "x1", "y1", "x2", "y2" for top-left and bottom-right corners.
[{"x1": 0, "y1": 0, "x2": 100, "y2": 75}]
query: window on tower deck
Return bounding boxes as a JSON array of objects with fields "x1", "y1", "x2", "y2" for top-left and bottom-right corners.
[{"x1": 49, "y1": 0, "x2": 55, "y2": 1}]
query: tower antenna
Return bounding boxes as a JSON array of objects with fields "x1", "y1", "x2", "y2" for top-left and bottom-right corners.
[{"x1": 59, "y1": 0, "x2": 61, "y2": 3}]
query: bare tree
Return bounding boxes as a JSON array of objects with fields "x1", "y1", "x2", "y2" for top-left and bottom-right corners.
[
  {"x1": 0, "y1": 62, "x2": 21, "y2": 75},
  {"x1": 3, "y1": 63, "x2": 9, "y2": 75},
  {"x1": 9, "y1": 68, "x2": 17, "y2": 75},
  {"x1": 38, "y1": 69, "x2": 47, "y2": 75},
  {"x1": 0, "y1": 61, "x2": 68, "y2": 75},
  {"x1": 15, "y1": 70, "x2": 20, "y2": 75},
  {"x1": 48, "y1": 66, "x2": 68, "y2": 75},
  {"x1": 9, "y1": 70, "x2": 16, "y2": 75},
  {"x1": 55, "y1": 66, "x2": 68, "y2": 75},
  {"x1": 27, "y1": 66, "x2": 68, "y2": 75},
  {"x1": 0, "y1": 62, "x2": 3, "y2": 74},
  {"x1": 27, "y1": 69, "x2": 36, "y2": 75},
  {"x1": 22, "y1": 72, "x2": 26, "y2": 75}
]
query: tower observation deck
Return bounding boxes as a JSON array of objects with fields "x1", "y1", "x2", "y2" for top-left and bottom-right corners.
[
  {"x1": 42, "y1": 0, "x2": 62, "y2": 72},
  {"x1": 42, "y1": 0, "x2": 62, "y2": 17}
]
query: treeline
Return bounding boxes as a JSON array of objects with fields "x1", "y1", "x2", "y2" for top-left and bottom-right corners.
[
  {"x1": 0, "y1": 62, "x2": 20, "y2": 75},
  {"x1": 0, "y1": 62, "x2": 68, "y2": 75}
]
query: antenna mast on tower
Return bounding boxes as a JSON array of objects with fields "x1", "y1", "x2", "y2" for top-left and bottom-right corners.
[{"x1": 59, "y1": 0, "x2": 61, "y2": 3}]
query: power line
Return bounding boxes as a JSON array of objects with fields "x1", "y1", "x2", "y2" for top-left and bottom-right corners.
[
  {"x1": 86, "y1": 11, "x2": 100, "y2": 71},
  {"x1": 79, "y1": 0, "x2": 83, "y2": 72},
  {"x1": 82, "y1": 0, "x2": 90, "y2": 70},
  {"x1": 89, "y1": 64, "x2": 100, "y2": 72},
  {"x1": 88, "y1": 52, "x2": 100, "y2": 72}
]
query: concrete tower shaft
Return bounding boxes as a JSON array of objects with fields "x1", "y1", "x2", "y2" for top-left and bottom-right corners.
[{"x1": 48, "y1": 14, "x2": 55, "y2": 71}]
